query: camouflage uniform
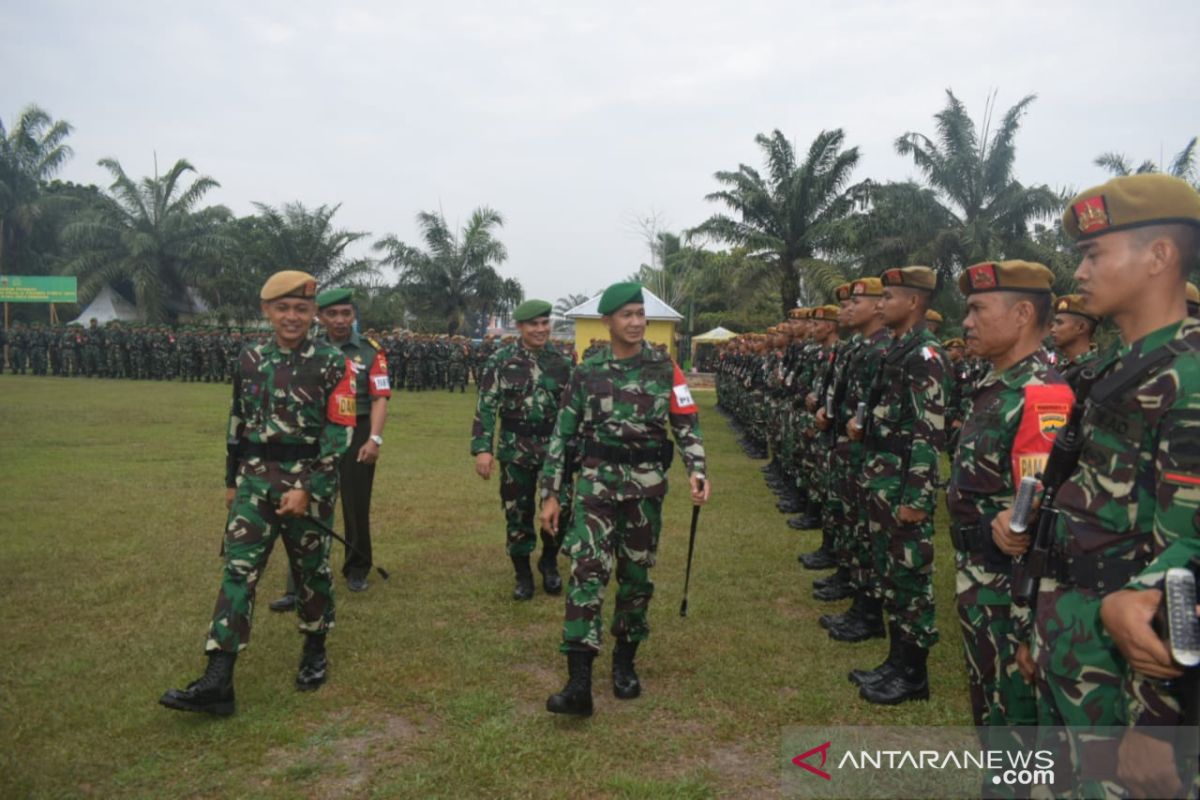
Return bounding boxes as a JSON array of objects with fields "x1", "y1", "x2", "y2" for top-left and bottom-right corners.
[
  {"x1": 1056, "y1": 346, "x2": 1099, "y2": 393},
  {"x1": 447, "y1": 342, "x2": 469, "y2": 392},
  {"x1": 471, "y1": 340, "x2": 574, "y2": 558},
  {"x1": 208, "y1": 337, "x2": 354, "y2": 653},
  {"x1": 947, "y1": 349, "x2": 1071, "y2": 726},
  {"x1": 540, "y1": 342, "x2": 706, "y2": 653}
]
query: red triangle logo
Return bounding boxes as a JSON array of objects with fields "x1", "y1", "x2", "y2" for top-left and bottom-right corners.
[{"x1": 792, "y1": 741, "x2": 832, "y2": 780}]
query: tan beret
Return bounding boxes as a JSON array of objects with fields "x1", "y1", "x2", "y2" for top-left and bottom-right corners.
[
  {"x1": 261, "y1": 270, "x2": 317, "y2": 301},
  {"x1": 834, "y1": 282, "x2": 854, "y2": 302},
  {"x1": 1187, "y1": 282, "x2": 1199, "y2": 306},
  {"x1": 1063, "y1": 173, "x2": 1200, "y2": 241},
  {"x1": 943, "y1": 337, "x2": 966, "y2": 348},
  {"x1": 1054, "y1": 294, "x2": 1100, "y2": 323},
  {"x1": 881, "y1": 266, "x2": 938, "y2": 292},
  {"x1": 850, "y1": 277, "x2": 883, "y2": 297},
  {"x1": 812, "y1": 304, "x2": 840, "y2": 322},
  {"x1": 958, "y1": 260, "x2": 1054, "y2": 295},
  {"x1": 925, "y1": 310, "x2": 944, "y2": 323},
  {"x1": 787, "y1": 307, "x2": 806, "y2": 320}
]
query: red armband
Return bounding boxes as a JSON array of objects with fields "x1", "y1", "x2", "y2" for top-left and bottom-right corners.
[
  {"x1": 1011, "y1": 383, "x2": 1073, "y2": 483},
  {"x1": 327, "y1": 358, "x2": 357, "y2": 425},
  {"x1": 670, "y1": 363, "x2": 698, "y2": 414},
  {"x1": 368, "y1": 351, "x2": 392, "y2": 398}
]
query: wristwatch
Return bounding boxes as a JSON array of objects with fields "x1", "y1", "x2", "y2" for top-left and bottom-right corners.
[{"x1": 370, "y1": 434, "x2": 383, "y2": 446}]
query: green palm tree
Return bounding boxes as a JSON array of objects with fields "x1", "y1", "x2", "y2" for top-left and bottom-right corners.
[
  {"x1": 63, "y1": 157, "x2": 231, "y2": 322},
  {"x1": 374, "y1": 207, "x2": 520, "y2": 335},
  {"x1": 248, "y1": 201, "x2": 377, "y2": 285},
  {"x1": 1095, "y1": 137, "x2": 1198, "y2": 187},
  {"x1": 691, "y1": 129, "x2": 863, "y2": 315},
  {"x1": 894, "y1": 90, "x2": 1059, "y2": 275},
  {"x1": 0, "y1": 105, "x2": 73, "y2": 274}
]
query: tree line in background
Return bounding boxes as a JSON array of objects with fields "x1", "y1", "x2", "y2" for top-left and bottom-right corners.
[{"x1": 2, "y1": 91, "x2": 1197, "y2": 338}]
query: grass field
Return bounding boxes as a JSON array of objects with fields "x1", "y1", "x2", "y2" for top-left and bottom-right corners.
[{"x1": 0, "y1": 376, "x2": 971, "y2": 799}]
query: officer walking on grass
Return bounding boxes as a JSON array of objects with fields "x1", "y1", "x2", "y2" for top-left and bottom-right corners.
[
  {"x1": 159, "y1": 271, "x2": 355, "y2": 717},
  {"x1": 471, "y1": 299, "x2": 575, "y2": 600},
  {"x1": 539, "y1": 282, "x2": 711, "y2": 717},
  {"x1": 270, "y1": 288, "x2": 391, "y2": 610}
]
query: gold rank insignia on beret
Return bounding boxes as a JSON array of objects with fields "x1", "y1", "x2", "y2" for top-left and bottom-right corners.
[
  {"x1": 851, "y1": 277, "x2": 883, "y2": 297},
  {"x1": 260, "y1": 270, "x2": 318, "y2": 301},
  {"x1": 834, "y1": 282, "x2": 854, "y2": 301},
  {"x1": 1063, "y1": 173, "x2": 1200, "y2": 241},
  {"x1": 1054, "y1": 294, "x2": 1099, "y2": 323},
  {"x1": 958, "y1": 260, "x2": 1054, "y2": 295},
  {"x1": 812, "y1": 304, "x2": 840, "y2": 321},
  {"x1": 881, "y1": 266, "x2": 938, "y2": 292}
]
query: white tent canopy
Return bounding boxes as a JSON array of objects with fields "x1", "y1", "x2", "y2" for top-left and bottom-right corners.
[
  {"x1": 692, "y1": 326, "x2": 736, "y2": 343},
  {"x1": 564, "y1": 287, "x2": 683, "y2": 320},
  {"x1": 69, "y1": 285, "x2": 139, "y2": 325}
]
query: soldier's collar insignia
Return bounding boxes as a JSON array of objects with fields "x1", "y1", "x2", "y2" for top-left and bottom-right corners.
[
  {"x1": 967, "y1": 263, "x2": 998, "y2": 290},
  {"x1": 1072, "y1": 195, "x2": 1111, "y2": 235}
]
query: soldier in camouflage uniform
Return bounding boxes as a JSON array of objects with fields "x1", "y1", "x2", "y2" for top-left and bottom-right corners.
[
  {"x1": 848, "y1": 266, "x2": 949, "y2": 705},
  {"x1": 1049, "y1": 294, "x2": 1100, "y2": 392},
  {"x1": 795, "y1": 306, "x2": 841, "y2": 562},
  {"x1": 944, "y1": 261, "x2": 1072, "y2": 728},
  {"x1": 472, "y1": 300, "x2": 574, "y2": 599},
  {"x1": 992, "y1": 174, "x2": 1200, "y2": 797},
  {"x1": 28, "y1": 321, "x2": 48, "y2": 375},
  {"x1": 447, "y1": 337, "x2": 469, "y2": 392},
  {"x1": 160, "y1": 270, "x2": 355, "y2": 717},
  {"x1": 539, "y1": 282, "x2": 710, "y2": 717}
]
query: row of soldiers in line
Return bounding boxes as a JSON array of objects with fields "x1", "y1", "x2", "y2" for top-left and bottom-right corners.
[
  {"x1": 714, "y1": 172, "x2": 1200, "y2": 796},
  {"x1": 1, "y1": 318, "x2": 581, "y2": 390}
]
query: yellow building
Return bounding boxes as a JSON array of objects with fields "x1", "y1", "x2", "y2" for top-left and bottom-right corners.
[{"x1": 565, "y1": 287, "x2": 683, "y2": 360}]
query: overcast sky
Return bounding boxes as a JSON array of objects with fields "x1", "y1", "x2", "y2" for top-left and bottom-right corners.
[{"x1": 4, "y1": 0, "x2": 1198, "y2": 302}]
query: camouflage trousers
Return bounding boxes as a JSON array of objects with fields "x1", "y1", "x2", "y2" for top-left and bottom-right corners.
[
  {"x1": 447, "y1": 364, "x2": 467, "y2": 391},
  {"x1": 824, "y1": 439, "x2": 852, "y2": 564},
  {"x1": 956, "y1": 599, "x2": 1036, "y2": 726},
  {"x1": 868, "y1": 491, "x2": 937, "y2": 648},
  {"x1": 206, "y1": 478, "x2": 336, "y2": 653},
  {"x1": 560, "y1": 493, "x2": 663, "y2": 653},
  {"x1": 499, "y1": 460, "x2": 572, "y2": 557}
]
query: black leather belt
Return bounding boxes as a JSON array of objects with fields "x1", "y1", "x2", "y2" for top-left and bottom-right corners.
[
  {"x1": 582, "y1": 441, "x2": 674, "y2": 468},
  {"x1": 1046, "y1": 554, "x2": 1145, "y2": 593},
  {"x1": 501, "y1": 417, "x2": 555, "y2": 437},
  {"x1": 950, "y1": 519, "x2": 1013, "y2": 573},
  {"x1": 241, "y1": 441, "x2": 320, "y2": 461}
]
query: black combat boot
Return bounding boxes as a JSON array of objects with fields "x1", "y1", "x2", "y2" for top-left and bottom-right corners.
[
  {"x1": 537, "y1": 535, "x2": 563, "y2": 595},
  {"x1": 546, "y1": 650, "x2": 595, "y2": 716},
  {"x1": 819, "y1": 591, "x2": 862, "y2": 630},
  {"x1": 850, "y1": 621, "x2": 902, "y2": 687},
  {"x1": 798, "y1": 530, "x2": 836, "y2": 569},
  {"x1": 813, "y1": 567, "x2": 849, "y2": 591},
  {"x1": 296, "y1": 632, "x2": 328, "y2": 691},
  {"x1": 776, "y1": 491, "x2": 804, "y2": 514},
  {"x1": 159, "y1": 651, "x2": 237, "y2": 716},
  {"x1": 828, "y1": 595, "x2": 885, "y2": 642},
  {"x1": 813, "y1": 568, "x2": 854, "y2": 601},
  {"x1": 269, "y1": 593, "x2": 297, "y2": 613},
  {"x1": 611, "y1": 639, "x2": 641, "y2": 699},
  {"x1": 795, "y1": 499, "x2": 822, "y2": 530},
  {"x1": 859, "y1": 636, "x2": 929, "y2": 705},
  {"x1": 511, "y1": 555, "x2": 535, "y2": 600}
]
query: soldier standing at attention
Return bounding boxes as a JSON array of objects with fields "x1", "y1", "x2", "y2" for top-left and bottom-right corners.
[
  {"x1": 471, "y1": 300, "x2": 573, "y2": 599},
  {"x1": 994, "y1": 174, "x2": 1200, "y2": 798},
  {"x1": 159, "y1": 271, "x2": 355, "y2": 717},
  {"x1": 945, "y1": 261, "x2": 1072, "y2": 727},
  {"x1": 848, "y1": 266, "x2": 948, "y2": 705},
  {"x1": 270, "y1": 288, "x2": 391, "y2": 609},
  {"x1": 1048, "y1": 294, "x2": 1100, "y2": 391},
  {"x1": 539, "y1": 282, "x2": 710, "y2": 717}
]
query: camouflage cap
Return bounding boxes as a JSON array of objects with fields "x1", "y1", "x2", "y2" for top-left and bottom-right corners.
[
  {"x1": 881, "y1": 266, "x2": 938, "y2": 293},
  {"x1": 925, "y1": 309, "x2": 944, "y2": 323},
  {"x1": 261, "y1": 270, "x2": 317, "y2": 301},
  {"x1": 958, "y1": 260, "x2": 1054, "y2": 296},
  {"x1": 597, "y1": 282, "x2": 644, "y2": 315},
  {"x1": 513, "y1": 299, "x2": 552, "y2": 322},
  {"x1": 812, "y1": 304, "x2": 840, "y2": 322},
  {"x1": 316, "y1": 287, "x2": 353, "y2": 308},
  {"x1": 834, "y1": 282, "x2": 854, "y2": 301},
  {"x1": 1054, "y1": 294, "x2": 1099, "y2": 323},
  {"x1": 1063, "y1": 173, "x2": 1200, "y2": 241},
  {"x1": 850, "y1": 277, "x2": 883, "y2": 297}
]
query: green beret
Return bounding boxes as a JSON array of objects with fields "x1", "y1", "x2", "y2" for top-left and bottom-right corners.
[
  {"x1": 597, "y1": 282, "x2": 644, "y2": 315},
  {"x1": 881, "y1": 266, "x2": 938, "y2": 293},
  {"x1": 261, "y1": 270, "x2": 317, "y2": 301},
  {"x1": 958, "y1": 260, "x2": 1054, "y2": 296},
  {"x1": 513, "y1": 299, "x2": 552, "y2": 322},
  {"x1": 1063, "y1": 173, "x2": 1200, "y2": 241},
  {"x1": 316, "y1": 288, "x2": 353, "y2": 309}
]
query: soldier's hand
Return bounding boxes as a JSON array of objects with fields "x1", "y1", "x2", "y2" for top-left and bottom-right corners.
[
  {"x1": 1015, "y1": 642, "x2": 1035, "y2": 684},
  {"x1": 357, "y1": 440, "x2": 380, "y2": 464},
  {"x1": 474, "y1": 452, "x2": 494, "y2": 480},
  {"x1": 814, "y1": 408, "x2": 830, "y2": 431},
  {"x1": 898, "y1": 506, "x2": 927, "y2": 524},
  {"x1": 541, "y1": 496, "x2": 561, "y2": 534},
  {"x1": 846, "y1": 419, "x2": 863, "y2": 441},
  {"x1": 276, "y1": 489, "x2": 310, "y2": 518},
  {"x1": 991, "y1": 508, "x2": 1032, "y2": 556},
  {"x1": 805, "y1": 393, "x2": 818, "y2": 412},
  {"x1": 225, "y1": 488, "x2": 236, "y2": 510},
  {"x1": 1100, "y1": 589, "x2": 1183, "y2": 680},
  {"x1": 1117, "y1": 729, "x2": 1183, "y2": 799},
  {"x1": 690, "y1": 475, "x2": 711, "y2": 506}
]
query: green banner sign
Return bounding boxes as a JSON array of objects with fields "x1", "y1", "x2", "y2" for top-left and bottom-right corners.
[{"x1": 0, "y1": 275, "x2": 78, "y2": 303}]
